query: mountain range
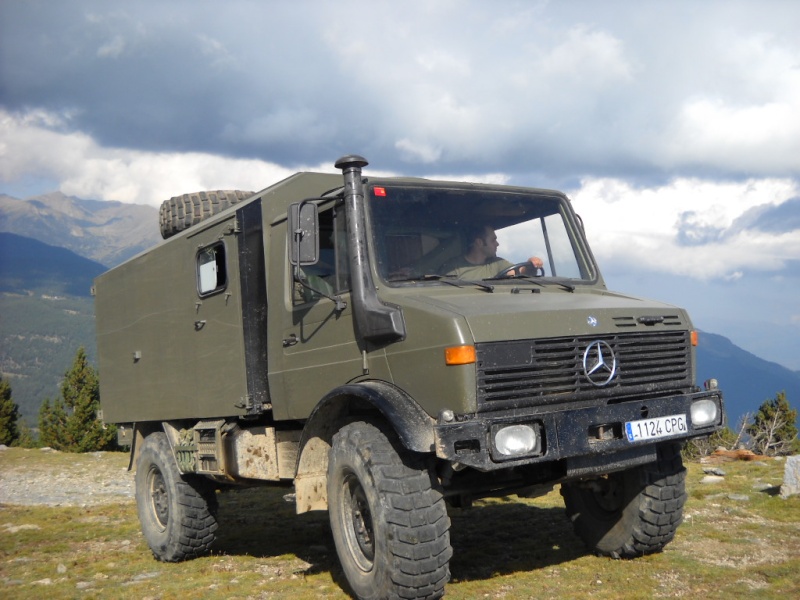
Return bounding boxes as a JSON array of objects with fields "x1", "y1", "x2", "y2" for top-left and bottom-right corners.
[
  {"x1": 0, "y1": 192, "x2": 160, "y2": 267},
  {"x1": 1, "y1": 191, "x2": 798, "y2": 430}
]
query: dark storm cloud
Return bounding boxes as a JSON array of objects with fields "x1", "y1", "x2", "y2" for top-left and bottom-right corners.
[
  {"x1": 0, "y1": 2, "x2": 358, "y2": 164},
  {"x1": 3, "y1": 1, "x2": 800, "y2": 181}
]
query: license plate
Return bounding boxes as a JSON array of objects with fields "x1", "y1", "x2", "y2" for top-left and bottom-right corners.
[{"x1": 625, "y1": 414, "x2": 687, "y2": 442}]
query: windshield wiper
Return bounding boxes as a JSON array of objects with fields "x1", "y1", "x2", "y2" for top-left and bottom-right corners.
[
  {"x1": 394, "y1": 273, "x2": 495, "y2": 293},
  {"x1": 486, "y1": 273, "x2": 575, "y2": 292},
  {"x1": 554, "y1": 281, "x2": 576, "y2": 292}
]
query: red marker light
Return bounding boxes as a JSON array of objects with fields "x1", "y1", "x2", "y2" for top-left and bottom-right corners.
[{"x1": 373, "y1": 187, "x2": 387, "y2": 197}]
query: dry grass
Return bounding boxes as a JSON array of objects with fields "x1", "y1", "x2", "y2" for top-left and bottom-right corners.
[{"x1": 1, "y1": 448, "x2": 798, "y2": 599}]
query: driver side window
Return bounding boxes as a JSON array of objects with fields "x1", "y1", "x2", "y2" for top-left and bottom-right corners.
[{"x1": 293, "y1": 205, "x2": 349, "y2": 305}]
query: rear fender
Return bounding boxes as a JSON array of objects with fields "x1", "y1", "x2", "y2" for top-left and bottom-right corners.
[{"x1": 127, "y1": 421, "x2": 187, "y2": 472}]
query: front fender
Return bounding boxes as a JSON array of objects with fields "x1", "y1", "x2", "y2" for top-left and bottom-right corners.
[
  {"x1": 308, "y1": 380, "x2": 435, "y2": 454},
  {"x1": 292, "y1": 380, "x2": 435, "y2": 514}
]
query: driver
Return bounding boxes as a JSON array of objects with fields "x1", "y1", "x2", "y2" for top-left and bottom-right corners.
[{"x1": 439, "y1": 224, "x2": 543, "y2": 279}]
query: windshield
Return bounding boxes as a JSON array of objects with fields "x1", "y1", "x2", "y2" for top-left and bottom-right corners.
[{"x1": 368, "y1": 184, "x2": 595, "y2": 285}]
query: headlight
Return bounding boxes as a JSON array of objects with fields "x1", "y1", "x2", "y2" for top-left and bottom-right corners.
[
  {"x1": 691, "y1": 399, "x2": 719, "y2": 427},
  {"x1": 494, "y1": 424, "x2": 538, "y2": 457}
]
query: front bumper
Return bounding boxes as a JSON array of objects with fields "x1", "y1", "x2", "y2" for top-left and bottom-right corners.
[{"x1": 434, "y1": 390, "x2": 723, "y2": 473}]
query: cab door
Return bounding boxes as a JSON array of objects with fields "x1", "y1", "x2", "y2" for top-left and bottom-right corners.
[{"x1": 266, "y1": 200, "x2": 363, "y2": 420}]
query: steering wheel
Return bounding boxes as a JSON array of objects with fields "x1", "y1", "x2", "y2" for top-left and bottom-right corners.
[{"x1": 495, "y1": 261, "x2": 545, "y2": 278}]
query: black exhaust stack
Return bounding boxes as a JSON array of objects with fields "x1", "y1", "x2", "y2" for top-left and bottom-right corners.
[{"x1": 336, "y1": 155, "x2": 405, "y2": 344}]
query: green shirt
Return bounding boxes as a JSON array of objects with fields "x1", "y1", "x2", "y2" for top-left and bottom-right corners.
[{"x1": 438, "y1": 256, "x2": 513, "y2": 280}]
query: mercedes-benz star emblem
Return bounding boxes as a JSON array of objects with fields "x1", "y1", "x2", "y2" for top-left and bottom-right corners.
[
  {"x1": 587, "y1": 315, "x2": 598, "y2": 327},
  {"x1": 582, "y1": 340, "x2": 617, "y2": 387}
]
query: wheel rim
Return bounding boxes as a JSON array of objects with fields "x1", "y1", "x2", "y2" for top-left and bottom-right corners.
[
  {"x1": 147, "y1": 465, "x2": 169, "y2": 529},
  {"x1": 590, "y1": 474, "x2": 624, "y2": 514},
  {"x1": 341, "y1": 471, "x2": 375, "y2": 572}
]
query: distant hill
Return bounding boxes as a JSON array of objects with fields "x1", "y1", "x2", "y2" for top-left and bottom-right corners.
[
  {"x1": 0, "y1": 233, "x2": 103, "y2": 422},
  {"x1": 0, "y1": 192, "x2": 160, "y2": 267},
  {"x1": 0, "y1": 293, "x2": 96, "y2": 424},
  {"x1": 0, "y1": 232, "x2": 106, "y2": 297},
  {"x1": 696, "y1": 331, "x2": 800, "y2": 429}
]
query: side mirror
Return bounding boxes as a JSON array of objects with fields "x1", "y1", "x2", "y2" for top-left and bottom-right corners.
[{"x1": 288, "y1": 201, "x2": 319, "y2": 266}]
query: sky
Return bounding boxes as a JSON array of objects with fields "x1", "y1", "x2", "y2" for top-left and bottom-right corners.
[{"x1": 1, "y1": 0, "x2": 799, "y2": 371}]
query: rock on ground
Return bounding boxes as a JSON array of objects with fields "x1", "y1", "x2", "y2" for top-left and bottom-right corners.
[{"x1": 780, "y1": 455, "x2": 800, "y2": 499}]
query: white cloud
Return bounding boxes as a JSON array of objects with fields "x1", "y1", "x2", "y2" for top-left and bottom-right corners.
[
  {"x1": 538, "y1": 25, "x2": 634, "y2": 85},
  {"x1": 658, "y1": 29, "x2": 800, "y2": 173},
  {"x1": 570, "y1": 177, "x2": 800, "y2": 280},
  {"x1": 97, "y1": 34, "x2": 126, "y2": 58},
  {"x1": 195, "y1": 33, "x2": 239, "y2": 70},
  {"x1": 0, "y1": 109, "x2": 304, "y2": 205},
  {"x1": 665, "y1": 98, "x2": 800, "y2": 173},
  {"x1": 395, "y1": 138, "x2": 443, "y2": 164}
]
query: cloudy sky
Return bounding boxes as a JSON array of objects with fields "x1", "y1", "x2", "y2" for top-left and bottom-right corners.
[{"x1": 1, "y1": 0, "x2": 799, "y2": 370}]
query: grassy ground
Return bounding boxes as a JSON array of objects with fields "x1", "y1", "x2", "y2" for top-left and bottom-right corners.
[{"x1": 1, "y1": 448, "x2": 798, "y2": 599}]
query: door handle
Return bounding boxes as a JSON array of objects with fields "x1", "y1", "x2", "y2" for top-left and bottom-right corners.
[{"x1": 282, "y1": 334, "x2": 298, "y2": 347}]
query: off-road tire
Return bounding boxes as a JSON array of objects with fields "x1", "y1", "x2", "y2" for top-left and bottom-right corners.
[
  {"x1": 327, "y1": 421, "x2": 452, "y2": 600},
  {"x1": 135, "y1": 432, "x2": 218, "y2": 562},
  {"x1": 560, "y1": 443, "x2": 687, "y2": 558},
  {"x1": 159, "y1": 190, "x2": 254, "y2": 239}
]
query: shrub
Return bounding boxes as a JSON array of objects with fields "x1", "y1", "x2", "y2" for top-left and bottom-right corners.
[{"x1": 746, "y1": 391, "x2": 798, "y2": 456}]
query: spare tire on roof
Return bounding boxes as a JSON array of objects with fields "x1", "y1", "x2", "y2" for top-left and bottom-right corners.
[{"x1": 159, "y1": 190, "x2": 254, "y2": 239}]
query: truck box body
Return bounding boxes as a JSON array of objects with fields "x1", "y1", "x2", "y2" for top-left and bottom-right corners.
[{"x1": 96, "y1": 172, "x2": 342, "y2": 423}]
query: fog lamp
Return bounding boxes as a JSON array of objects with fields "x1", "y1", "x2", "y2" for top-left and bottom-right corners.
[
  {"x1": 690, "y1": 399, "x2": 718, "y2": 427},
  {"x1": 494, "y1": 425, "x2": 537, "y2": 457}
]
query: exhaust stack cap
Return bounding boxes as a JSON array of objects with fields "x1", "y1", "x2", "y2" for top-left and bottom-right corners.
[{"x1": 335, "y1": 155, "x2": 369, "y2": 171}]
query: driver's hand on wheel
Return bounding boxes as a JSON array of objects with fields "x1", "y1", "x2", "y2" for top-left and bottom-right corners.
[{"x1": 510, "y1": 256, "x2": 543, "y2": 276}]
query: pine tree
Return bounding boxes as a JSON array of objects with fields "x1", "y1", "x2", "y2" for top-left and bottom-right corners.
[
  {"x1": 38, "y1": 397, "x2": 70, "y2": 449},
  {"x1": 0, "y1": 375, "x2": 21, "y2": 446},
  {"x1": 746, "y1": 391, "x2": 798, "y2": 456},
  {"x1": 16, "y1": 421, "x2": 38, "y2": 449},
  {"x1": 38, "y1": 347, "x2": 117, "y2": 452}
]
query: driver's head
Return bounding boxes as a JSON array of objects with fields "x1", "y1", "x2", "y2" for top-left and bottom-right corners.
[{"x1": 467, "y1": 225, "x2": 499, "y2": 261}]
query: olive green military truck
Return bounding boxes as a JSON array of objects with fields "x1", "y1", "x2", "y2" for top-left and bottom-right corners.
[{"x1": 95, "y1": 155, "x2": 724, "y2": 600}]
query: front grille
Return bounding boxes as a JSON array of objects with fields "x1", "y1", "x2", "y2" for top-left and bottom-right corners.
[{"x1": 476, "y1": 331, "x2": 692, "y2": 411}]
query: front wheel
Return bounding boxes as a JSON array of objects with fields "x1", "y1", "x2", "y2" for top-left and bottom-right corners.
[
  {"x1": 135, "y1": 432, "x2": 218, "y2": 561},
  {"x1": 560, "y1": 443, "x2": 687, "y2": 558},
  {"x1": 327, "y1": 421, "x2": 452, "y2": 600}
]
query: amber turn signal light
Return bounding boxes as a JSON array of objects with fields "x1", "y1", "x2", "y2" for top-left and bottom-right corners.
[{"x1": 445, "y1": 345, "x2": 476, "y2": 365}]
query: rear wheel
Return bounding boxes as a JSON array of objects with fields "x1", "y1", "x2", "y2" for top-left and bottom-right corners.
[
  {"x1": 135, "y1": 432, "x2": 218, "y2": 561},
  {"x1": 561, "y1": 443, "x2": 686, "y2": 558},
  {"x1": 327, "y1": 421, "x2": 452, "y2": 600}
]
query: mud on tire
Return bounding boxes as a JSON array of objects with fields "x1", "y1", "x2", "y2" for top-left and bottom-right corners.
[
  {"x1": 159, "y1": 190, "x2": 254, "y2": 239},
  {"x1": 560, "y1": 443, "x2": 687, "y2": 558},
  {"x1": 327, "y1": 421, "x2": 452, "y2": 600},
  {"x1": 135, "y1": 432, "x2": 218, "y2": 562}
]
